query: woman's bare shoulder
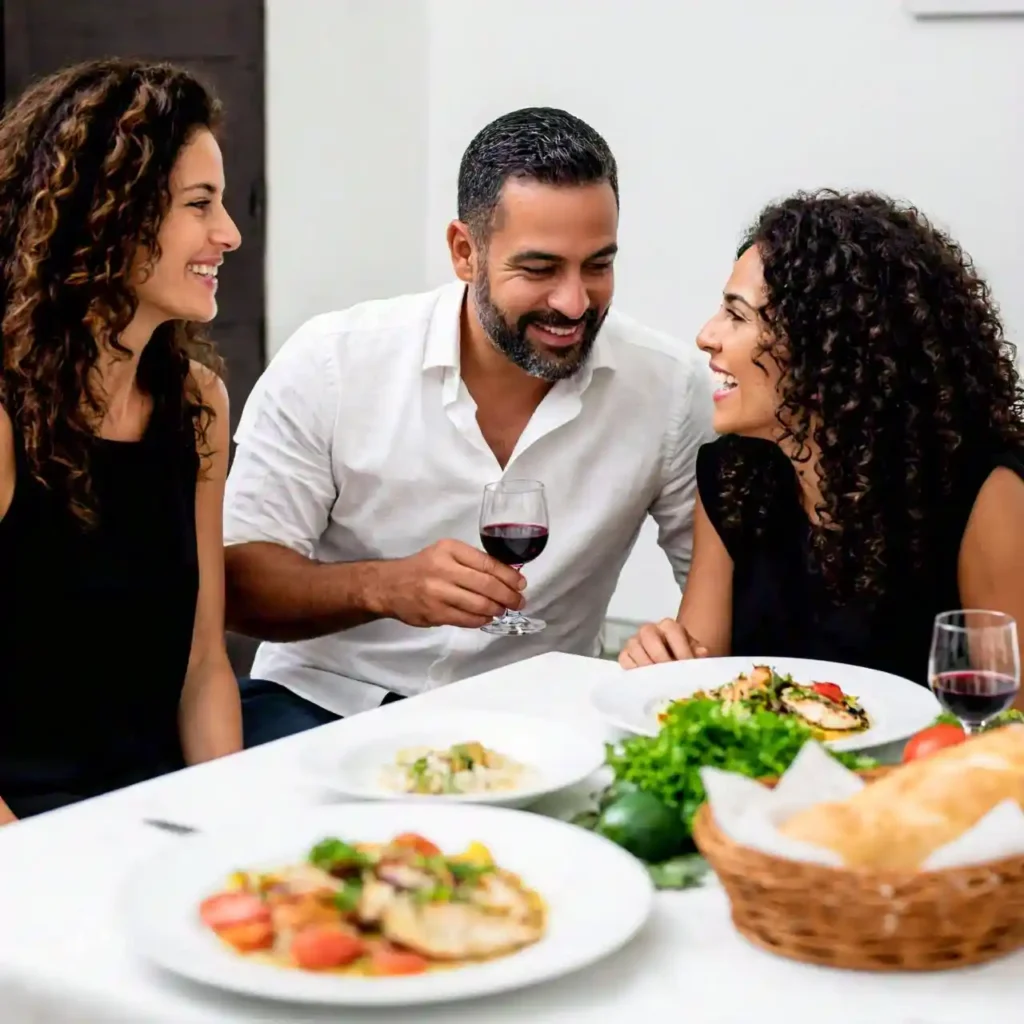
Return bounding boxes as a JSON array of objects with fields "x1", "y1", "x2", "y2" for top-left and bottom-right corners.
[{"x1": 187, "y1": 360, "x2": 229, "y2": 409}]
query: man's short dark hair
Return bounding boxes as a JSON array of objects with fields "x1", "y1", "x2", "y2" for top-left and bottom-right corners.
[{"x1": 457, "y1": 107, "x2": 618, "y2": 241}]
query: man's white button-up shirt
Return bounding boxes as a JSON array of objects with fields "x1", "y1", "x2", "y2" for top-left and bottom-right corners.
[{"x1": 224, "y1": 282, "x2": 714, "y2": 715}]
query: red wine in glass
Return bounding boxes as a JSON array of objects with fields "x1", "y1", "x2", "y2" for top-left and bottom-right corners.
[
  {"x1": 479, "y1": 523, "x2": 549, "y2": 566},
  {"x1": 931, "y1": 671, "x2": 1019, "y2": 729},
  {"x1": 928, "y1": 610, "x2": 1020, "y2": 734},
  {"x1": 478, "y1": 480, "x2": 549, "y2": 636}
]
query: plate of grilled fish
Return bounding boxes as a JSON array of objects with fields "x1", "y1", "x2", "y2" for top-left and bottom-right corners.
[
  {"x1": 591, "y1": 656, "x2": 939, "y2": 751},
  {"x1": 121, "y1": 802, "x2": 653, "y2": 1006}
]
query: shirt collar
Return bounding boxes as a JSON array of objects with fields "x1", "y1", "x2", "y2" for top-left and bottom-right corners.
[
  {"x1": 422, "y1": 281, "x2": 466, "y2": 371},
  {"x1": 421, "y1": 279, "x2": 617, "y2": 375}
]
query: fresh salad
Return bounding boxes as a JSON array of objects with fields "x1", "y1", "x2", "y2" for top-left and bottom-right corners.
[
  {"x1": 658, "y1": 664, "x2": 870, "y2": 740},
  {"x1": 574, "y1": 697, "x2": 877, "y2": 889}
]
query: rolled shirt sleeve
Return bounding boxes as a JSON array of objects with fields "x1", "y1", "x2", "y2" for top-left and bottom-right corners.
[{"x1": 224, "y1": 316, "x2": 341, "y2": 559}]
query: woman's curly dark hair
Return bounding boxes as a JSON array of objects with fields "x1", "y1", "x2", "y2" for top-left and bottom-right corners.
[
  {"x1": 718, "y1": 189, "x2": 1024, "y2": 602},
  {"x1": 0, "y1": 58, "x2": 225, "y2": 523}
]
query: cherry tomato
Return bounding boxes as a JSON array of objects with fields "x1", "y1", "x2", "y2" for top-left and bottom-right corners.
[
  {"x1": 217, "y1": 920, "x2": 275, "y2": 952},
  {"x1": 199, "y1": 892, "x2": 274, "y2": 952},
  {"x1": 391, "y1": 833, "x2": 441, "y2": 857},
  {"x1": 811, "y1": 682, "x2": 844, "y2": 703},
  {"x1": 370, "y1": 943, "x2": 429, "y2": 975},
  {"x1": 291, "y1": 926, "x2": 366, "y2": 970},
  {"x1": 199, "y1": 892, "x2": 270, "y2": 931},
  {"x1": 902, "y1": 723, "x2": 966, "y2": 763}
]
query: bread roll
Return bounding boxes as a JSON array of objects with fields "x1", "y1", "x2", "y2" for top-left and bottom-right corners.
[{"x1": 779, "y1": 725, "x2": 1024, "y2": 871}]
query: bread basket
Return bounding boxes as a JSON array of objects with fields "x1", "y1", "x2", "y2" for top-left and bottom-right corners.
[{"x1": 692, "y1": 768, "x2": 1024, "y2": 971}]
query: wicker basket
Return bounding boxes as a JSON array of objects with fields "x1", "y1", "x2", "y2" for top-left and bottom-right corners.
[{"x1": 692, "y1": 768, "x2": 1024, "y2": 971}]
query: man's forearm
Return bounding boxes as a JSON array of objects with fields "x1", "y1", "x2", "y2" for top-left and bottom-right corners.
[
  {"x1": 225, "y1": 542, "x2": 391, "y2": 642},
  {"x1": 0, "y1": 796, "x2": 15, "y2": 826}
]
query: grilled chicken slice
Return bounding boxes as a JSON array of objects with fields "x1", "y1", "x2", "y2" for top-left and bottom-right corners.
[
  {"x1": 266, "y1": 863, "x2": 342, "y2": 896},
  {"x1": 376, "y1": 860, "x2": 438, "y2": 891},
  {"x1": 780, "y1": 689, "x2": 868, "y2": 732},
  {"x1": 380, "y1": 896, "x2": 543, "y2": 960},
  {"x1": 714, "y1": 664, "x2": 773, "y2": 703},
  {"x1": 268, "y1": 893, "x2": 344, "y2": 935},
  {"x1": 356, "y1": 877, "x2": 398, "y2": 927},
  {"x1": 467, "y1": 872, "x2": 533, "y2": 920}
]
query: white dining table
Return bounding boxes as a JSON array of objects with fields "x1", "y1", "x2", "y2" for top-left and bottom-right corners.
[{"x1": 0, "y1": 651, "x2": 1020, "y2": 1023}]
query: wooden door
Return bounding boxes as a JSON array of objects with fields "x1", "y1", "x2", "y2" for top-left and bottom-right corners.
[{"x1": 2, "y1": 0, "x2": 267, "y2": 435}]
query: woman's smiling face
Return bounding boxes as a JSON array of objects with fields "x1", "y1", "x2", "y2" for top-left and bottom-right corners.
[{"x1": 697, "y1": 244, "x2": 785, "y2": 439}]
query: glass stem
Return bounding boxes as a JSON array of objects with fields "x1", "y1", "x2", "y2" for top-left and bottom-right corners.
[{"x1": 498, "y1": 565, "x2": 526, "y2": 622}]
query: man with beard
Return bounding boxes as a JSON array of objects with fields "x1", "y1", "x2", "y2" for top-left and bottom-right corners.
[{"x1": 223, "y1": 107, "x2": 714, "y2": 745}]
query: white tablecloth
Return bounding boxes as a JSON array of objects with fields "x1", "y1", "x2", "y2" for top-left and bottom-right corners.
[{"x1": 0, "y1": 652, "x2": 1020, "y2": 1022}]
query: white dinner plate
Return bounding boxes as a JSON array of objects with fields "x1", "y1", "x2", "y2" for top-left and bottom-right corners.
[
  {"x1": 300, "y1": 709, "x2": 606, "y2": 809},
  {"x1": 591, "y1": 656, "x2": 940, "y2": 751},
  {"x1": 121, "y1": 802, "x2": 654, "y2": 1007}
]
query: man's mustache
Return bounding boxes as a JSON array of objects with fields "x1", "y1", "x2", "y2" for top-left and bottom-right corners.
[{"x1": 519, "y1": 310, "x2": 596, "y2": 331}]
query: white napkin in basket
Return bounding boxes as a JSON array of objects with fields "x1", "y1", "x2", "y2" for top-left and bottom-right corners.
[{"x1": 699, "y1": 741, "x2": 1024, "y2": 870}]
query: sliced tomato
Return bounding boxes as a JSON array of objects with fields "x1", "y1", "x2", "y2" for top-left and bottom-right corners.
[
  {"x1": 811, "y1": 682, "x2": 844, "y2": 703},
  {"x1": 391, "y1": 833, "x2": 441, "y2": 857},
  {"x1": 290, "y1": 926, "x2": 366, "y2": 970},
  {"x1": 370, "y1": 943, "x2": 429, "y2": 976},
  {"x1": 217, "y1": 920, "x2": 275, "y2": 952},
  {"x1": 902, "y1": 723, "x2": 965, "y2": 763},
  {"x1": 199, "y1": 892, "x2": 270, "y2": 931}
]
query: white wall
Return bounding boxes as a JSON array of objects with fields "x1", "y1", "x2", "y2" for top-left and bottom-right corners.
[
  {"x1": 268, "y1": 0, "x2": 1024, "y2": 623},
  {"x1": 265, "y1": 0, "x2": 429, "y2": 351}
]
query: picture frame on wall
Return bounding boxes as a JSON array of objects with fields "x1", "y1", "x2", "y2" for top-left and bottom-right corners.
[{"x1": 904, "y1": 0, "x2": 1024, "y2": 15}]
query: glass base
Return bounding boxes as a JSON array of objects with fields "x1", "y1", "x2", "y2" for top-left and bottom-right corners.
[{"x1": 480, "y1": 613, "x2": 546, "y2": 636}]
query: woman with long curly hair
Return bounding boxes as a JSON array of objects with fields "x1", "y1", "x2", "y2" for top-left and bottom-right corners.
[
  {"x1": 0, "y1": 59, "x2": 243, "y2": 824},
  {"x1": 619, "y1": 190, "x2": 1024, "y2": 697}
]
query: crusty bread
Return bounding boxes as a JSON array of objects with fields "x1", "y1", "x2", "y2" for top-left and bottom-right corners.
[{"x1": 779, "y1": 725, "x2": 1024, "y2": 871}]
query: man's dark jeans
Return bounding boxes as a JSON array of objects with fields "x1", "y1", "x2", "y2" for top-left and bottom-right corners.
[{"x1": 239, "y1": 678, "x2": 404, "y2": 748}]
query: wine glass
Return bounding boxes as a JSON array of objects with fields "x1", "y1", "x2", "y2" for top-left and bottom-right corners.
[
  {"x1": 478, "y1": 479, "x2": 549, "y2": 636},
  {"x1": 928, "y1": 610, "x2": 1020, "y2": 734}
]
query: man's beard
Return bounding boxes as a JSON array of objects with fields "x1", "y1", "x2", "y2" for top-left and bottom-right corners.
[{"x1": 472, "y1": 272, "x2": 607, "y2": 382}]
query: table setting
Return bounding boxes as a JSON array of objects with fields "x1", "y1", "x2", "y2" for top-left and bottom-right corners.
[{"x1": 1, "y1": 642, "x2": 1023, "y2": 1024}]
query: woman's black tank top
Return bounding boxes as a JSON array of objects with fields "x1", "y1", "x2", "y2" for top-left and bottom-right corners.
[
  {"x1": 0, "y1": 403, "x2": 199, "y2": 815},
  {"x1": 697, "y1": 436, "x2": 1024, "y2": 686}
]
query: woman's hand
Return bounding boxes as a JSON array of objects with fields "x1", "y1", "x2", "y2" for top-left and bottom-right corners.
[{"x1": 618, "y1": 618, "x2": 708, "y2": 669}]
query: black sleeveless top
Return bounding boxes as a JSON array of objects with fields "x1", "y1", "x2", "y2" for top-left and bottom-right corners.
[
  {"x1": 697, "y1": 436, "x2": 1024, "y2": 686},
  {"x1": 0, "y1": 404, "x2": 199, "y2": 816}
]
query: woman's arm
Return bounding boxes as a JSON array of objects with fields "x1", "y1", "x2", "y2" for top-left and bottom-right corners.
[
  {"x1": 620, "y1": 494, "x2": 734, "y2": 667},
  {"x1": 1, "y1": 408, "x2": 16, "y2": 820},
  {"x1": 178, "y1": 367, "x2": 243, "y2": 763},
  {"x1": 958, "y1": 465, "x2": 1024, "y2": 711},
  {"x1": 677, "y1": 494, "x2": 734, "y2": 655}
]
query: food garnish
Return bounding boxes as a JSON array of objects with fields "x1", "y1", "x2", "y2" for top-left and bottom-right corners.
[
  {"x1": 576, "y1": 698, "x2": 877, "y2": 889},
  {"x1": 381, "y1": 742, "x2": 529, "y2": 795},
  {"x1": 199, "y1": 833, "x2": 545, "y2": 976},
  {"x1": 658, "y1": 664, "x2": 870, "y2": 740}
]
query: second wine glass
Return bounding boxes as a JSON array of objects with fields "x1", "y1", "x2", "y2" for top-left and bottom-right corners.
[
  {"x1": 478, "y1": 479, "x2": 549, "y2": 636},
  {"x1": 928, "y1": 610, "x2": 1020, "y2": 735}
]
